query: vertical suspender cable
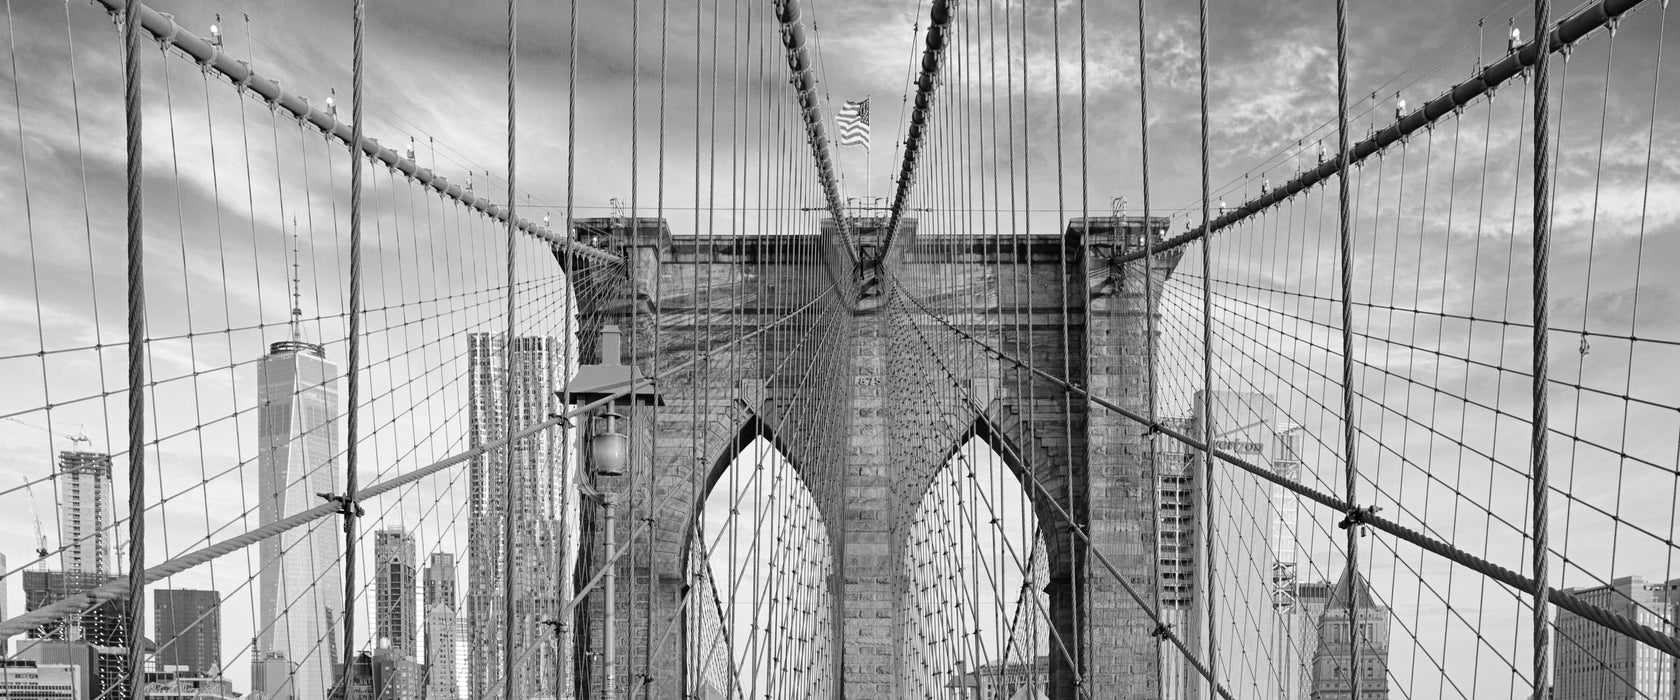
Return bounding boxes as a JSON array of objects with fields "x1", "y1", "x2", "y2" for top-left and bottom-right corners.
[
  {"x1": 644, "y1": 0, "x2": 669, "y2": 691},
  {"x1": 1130, "y1": 0, "x2": 1168, "y2": 693},
  {"x1": 1075, "y1": 0, "x2": 1091, "y2": 682},
  {"x1": 1195, "y1": 0, "x2": 1219, "y2": 696},
  {"x1": 624, "y1": 0, "x2": 642, "y2": 687},
  {"x1": 1529, "y1": 0, "x2": 1554, "y2": 695},
  {"x1": 558, "y1": 0, "x2": 581, "y2": 687},
  {"x1": 1332, "y1": 0, "x2": 1361, "y2": 696},
  {"x1": 121, "y1": 0, "x2": 146, "y2": 697},
  {"x1": 341, "y1": 0, "x2": 369, "y2": 691},
  {"x1": 500, "y1": 0, "x2": 520, "y2": 698}
]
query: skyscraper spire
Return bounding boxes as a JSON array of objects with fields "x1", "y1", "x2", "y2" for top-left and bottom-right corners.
[{"x1": 290, "y1": 217, "x2": 303, "y2": 341}]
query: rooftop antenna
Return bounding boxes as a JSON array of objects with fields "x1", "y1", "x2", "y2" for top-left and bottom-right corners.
[{"x1": 291, "y1": 217, "x2": 304, "y2": 341}]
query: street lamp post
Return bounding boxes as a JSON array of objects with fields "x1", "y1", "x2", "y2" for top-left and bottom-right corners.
[{"x1": 600, "y1": 491, "x2": 618, "y2": 700}]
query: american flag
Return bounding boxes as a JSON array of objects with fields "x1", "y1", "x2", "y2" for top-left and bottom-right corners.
[{"x1": 836, "y1": 99, "x2": 870, "y2": 148}]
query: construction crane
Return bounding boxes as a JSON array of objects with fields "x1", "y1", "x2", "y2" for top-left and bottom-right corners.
[
  {"x1": 3, "y1": 415, "x2": 93, "y2": 570},
  {"x1": 23, "y1": 477, "x2": 51, "y2": 568},
  {"x1": 2, "y1": 415, "x2": 93, "y2": 450}
]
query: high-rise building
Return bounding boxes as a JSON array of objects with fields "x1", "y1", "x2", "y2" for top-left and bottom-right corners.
[
  {"x1": 255, "y1": 337, "x2": 343, "y2": 700},
  {"x1": 424, "y1": 553, "x2": 456, "y2": 609},
  {"x1": 21, "y1": 570, "x2": 134, "y2": 700},
  {"x1": 375, "y1": 529, "x2": 418, "y2": 654},
  {"x1": 57, "y1": 448, "x2": 114, "y2": 576},
  {"x1": 423, "y1": 553, "x2": 458, "y2": 700},
  {"x1": 1, "y1": 551, "x2": 9, "y2": 646},
  {"x1": 1553, "y1": 575, "x2": 1680, "y2": 699},
  {"x1": 1158, "y1": 391, "x2": 1291, "y2": 700},
  {"x1": 154, "y1": 589, "x2": 221, "y2": 676},
  {"x1": 1297, "y1": 579, "x2": 1334, "y2": 699},
  {"x1": 1272, "y1": 423, "x2": 1308, "y2": 699},
  {"x1": 1670, "y1": 579, "x2": 1680, "y2": 700},
  {"x1": 454, "y1": 618, "x2": 470, "y2": 700},
  {"x1": 423, "y1": 604, "x2": 458, "y2": 700},
  {"x1": 1153, "y1": 416, "x2": 1200, "y2": 700},
  {"x1": 334, "y1": 647, "x2": 423, "y2": 700},
  {"x1": 465, "y1": 333, "x2": 566, "y2": 700},
  {"x1": 1309, "y1": 565, "x2": 1390, "y2": 699}
]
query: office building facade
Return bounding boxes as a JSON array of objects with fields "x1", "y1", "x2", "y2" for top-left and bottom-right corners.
[
  {"x1": 422, "y1": 553, "x2": 458, "y2": 700},
  {"x1": 1309, "y1": 566, "x2": 1390, "y2": 699},
  {"x1": 0, "y1": 658, "x2": 81, "y2": 700},
  {"x1": 1158, "y1": 391, "x2": 1293, "y2": 700},
  {"x1": 1553, "y1": 575, "x2": 1680, "y2": 700},
  {"x1": 20, "y1": 571, "x2": 134, "y2": 700},
  {"x1": 153, "y1": 589, "x2": 221, "y2": 676},
  {"x1": 374, "y1": 529, "x2": 418, "y2": 654}
]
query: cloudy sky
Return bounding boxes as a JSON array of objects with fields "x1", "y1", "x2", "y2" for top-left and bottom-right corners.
[{"x1": 1, "y1": 0, "x2": 1678, "y2": 697}]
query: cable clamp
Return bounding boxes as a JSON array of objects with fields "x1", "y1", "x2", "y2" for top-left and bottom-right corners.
[
  {"x1": 1338, "y1": 504, "x2": 1381, "y2": 535},
  {"x1": 318, "y1": 492, "x2": 365, "y2": 518},
  {"x1": 1150, "y1": 622, "x2": 1173, "y2": 640},
  {"x1": 234, "y1": 61, "x2": 255, "y2": 93},
  {"x1": 158, "y1": 13, "x2": 181, "y2": 49}
]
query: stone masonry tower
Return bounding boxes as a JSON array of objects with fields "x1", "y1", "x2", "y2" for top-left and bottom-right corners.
[{"x1": 567, "y1": 214, "x2": 1179, "y2": 700}]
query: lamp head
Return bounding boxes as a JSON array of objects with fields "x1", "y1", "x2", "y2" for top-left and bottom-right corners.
[{"x1": 590, "y1": 412, "x2": 628, "y2": 477}]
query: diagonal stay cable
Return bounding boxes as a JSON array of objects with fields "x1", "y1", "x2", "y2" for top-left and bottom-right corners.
[
  {"x1": 882, "y1": 283, "x2": 1238, "y2": 700},
  {"x1": 0, "y1": 284, "x2": 832, "y2": 641},
  {"x1": 898, "y1": 281, "x2": 1680, "y2": 661}
]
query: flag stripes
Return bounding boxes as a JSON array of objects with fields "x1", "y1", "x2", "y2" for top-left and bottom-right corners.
[{"x1": 836, "y1": 99, "x2": 870, "y2": 148}]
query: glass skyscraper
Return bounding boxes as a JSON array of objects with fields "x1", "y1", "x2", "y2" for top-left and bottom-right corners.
[{"x1": 255, "y1": 339, "x2": 342, "y2": 700}]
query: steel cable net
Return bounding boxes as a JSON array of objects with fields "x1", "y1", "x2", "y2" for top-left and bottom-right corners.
[
  {"x1": 2, "y1": 0, "x2": 1679, "y2": 698},
  {"x1": 0, "y1": 2, "x2": 628, "y2": 699},
  {"x1": 879, "y1": 0, "x2": 1680, "y2": 698}
]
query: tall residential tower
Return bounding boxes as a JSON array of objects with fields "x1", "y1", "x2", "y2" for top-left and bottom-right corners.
[
  {"x1": 465, "y1": 333, "x2": 565, "y2": 700},
  {"x1": 57, "y1": 448, "x2": 114, "y2": 576}
]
